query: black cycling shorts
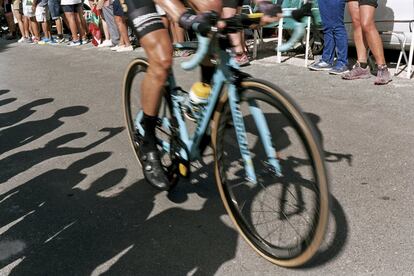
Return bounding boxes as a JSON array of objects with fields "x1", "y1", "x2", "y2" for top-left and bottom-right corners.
[
  {"x1": 124, "y1": 0, "x2": 165, "y2": 39},
  {"x1": 222, "y1": 0, "x2": 244, "y2": 8},
  {"x1": 346, "y1": 0, "x2": 378, "y2": 8}
]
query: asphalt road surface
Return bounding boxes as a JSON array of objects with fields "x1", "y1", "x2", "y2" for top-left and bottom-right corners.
[{"x1": 1, "y1": 40, "x2": 414, "y2": 275}]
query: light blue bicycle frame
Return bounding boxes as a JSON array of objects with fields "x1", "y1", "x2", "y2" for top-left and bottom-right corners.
[{"x1": 134, "y1": 33, "x2": 293, "y2": 185}]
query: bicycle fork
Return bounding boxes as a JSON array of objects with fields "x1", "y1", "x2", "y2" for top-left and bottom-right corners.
[{"x1": 228, "y1": 84, "x2": 282, "y2": 187}]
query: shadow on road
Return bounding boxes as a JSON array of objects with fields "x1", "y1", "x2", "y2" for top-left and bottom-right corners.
[
  {"x1": 0, "y1": 105, "x2": 89, "y2": 156},
  {"x1": 0, "y1": 90, "x2": 11, "y2": 96},
  {"x1": 0, "y1": 98, "x2": 54, "y2": 129},
  {"x1": 0, "y1": 153, "x2": 238, "y2": 275},
  {"x1": 0, "y1": 105, "x2": 350, "y2": 274}
]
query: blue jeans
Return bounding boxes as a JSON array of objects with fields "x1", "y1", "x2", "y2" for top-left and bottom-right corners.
[{"x1": 318, "y1": 0, "x2": 348, "y2": 67}]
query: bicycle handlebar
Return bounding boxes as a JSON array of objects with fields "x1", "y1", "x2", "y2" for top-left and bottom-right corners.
[
  {"x1": 181, "y1": 33, "x2": 211, "y2": 71},
  {"x1": 180, "y1": 10, "x2": 310, "y2": 70}
]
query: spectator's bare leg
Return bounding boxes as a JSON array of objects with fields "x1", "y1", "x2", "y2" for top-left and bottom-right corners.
[
  {"x1": 101, "y1": 18, "x2": 110, "y2": 40},
  {"x1": 55, "y1": 17, "x2": 63, "y2": 36},
  {"x1": 77, "y1": 6, "x2": 88, "y2": 39},
  {"x1": 114, "y1": 15, "x2": 130, "y2": 46},
  {"x1": 359, "y1": 5, "x2": 386, "y2": 65},
  {"x1": 13, "y1": 9, "x2": 26, "y2": 37},
  {"x1": 5, "y1": 12, "x2": 16, "y2": 35},
  {"x1": 64, "y1": 12, "x2": 79, "y2": 41},
  {"x1": 348, "y1": 2, "x2": 368, "y2": 63},
  {"x1": 29, "y1": 17, "x2": 40, "y2": 39}
]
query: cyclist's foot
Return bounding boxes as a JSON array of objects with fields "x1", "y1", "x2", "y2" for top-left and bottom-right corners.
[
  {"x1": 138, "y1": 146, "x2": 171, "y2": 191},
  {"x1": 308, "y1": 60, "x2": 332, "y2": 71},
  {"x1": 374, "y1": 65, "x2": 392, "y2": 85},
  {"x1": 342, "y1": 62, "x2": 371, "y2": 80}
]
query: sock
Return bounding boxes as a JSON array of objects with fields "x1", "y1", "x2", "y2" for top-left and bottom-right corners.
[
  {"x1": 359, "y1": 62, "x2": 368, "y2": 69},
  {"x1": 378, "y1": 64, "x2": 387, "y2": 70},
  {"x1": 142, "y1": 113, "x2": 158, "y2": 153},
  {"x1": 200, "y1": 65, "x2": 215, "y2": 85}
]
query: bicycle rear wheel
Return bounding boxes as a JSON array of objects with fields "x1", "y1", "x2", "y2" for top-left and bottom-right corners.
[
  {"x1": 122, "y1": 58, "x2": 179, "y2": 187},
  {"x1": 212, "y1": 79, "x2": 329, "y2": 267}
]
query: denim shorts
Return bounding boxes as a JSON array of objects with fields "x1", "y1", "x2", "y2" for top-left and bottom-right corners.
[
  {"x1": 346, "y1": 0, "x2": 378, "y2": 8},
  {"x1": 48, "y1": 0, "x2": 61, "y2": 19},
  {"x1": 112, "y1": 0, "x2": 124, "y2": 16},
  {"x1": 62, "y1": 3, "x2": 81, "y2": 13}
]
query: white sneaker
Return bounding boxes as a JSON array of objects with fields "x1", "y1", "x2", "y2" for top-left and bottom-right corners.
[
  {"x1": 117, "y1": 45, "x2": 133, "y2": 52},
  {"x1": 98, "y1": 39, "x2": 113, "y2": 48},
  {"x1": 110, "y1": 45, "x2": 121, "y2": 51},
  {"x1": 18, "y1": 37, "x2": 26, "y2": 43}
]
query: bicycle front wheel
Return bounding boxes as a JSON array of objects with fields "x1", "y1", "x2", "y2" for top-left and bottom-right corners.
[{"x1": 212, "y1": 79, "x2": 329, "y2": 267}]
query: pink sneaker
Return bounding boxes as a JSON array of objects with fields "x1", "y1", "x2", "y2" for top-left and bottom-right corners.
[
  {"x1": 342, "y1": 62, "x2": 371, "y2": 80},
  {"x1": 374, "y1": 65, "x2": 392, "y2": 85}
]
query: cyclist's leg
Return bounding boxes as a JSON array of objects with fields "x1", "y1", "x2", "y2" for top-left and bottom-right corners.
[{"x1": 124, "y1": 0, "x2": 174, "y2": 189}]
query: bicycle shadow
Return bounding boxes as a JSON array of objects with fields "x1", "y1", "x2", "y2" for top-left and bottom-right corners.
[
  {"x1": 1, "y1": 154, "x2": 238, "y2": 275},
  {"x1": 220, "y1": 110, "x2": 350, "y2": 267},
  {"x1": 0, "y1": 98, "x2": 54, "y2": 129},
  {"x1": 0, "y1": 105, "x2": 89, "y2": 156}
]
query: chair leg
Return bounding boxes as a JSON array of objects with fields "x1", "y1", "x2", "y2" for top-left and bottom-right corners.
[
  {"x1": 407, "y1": 31, "x2": 414, "y2": 79},
  {"x1": 253, "y1": 29, "x2": 258, "y2": 60},
  {"x1": 305, "y1": 16, "x2": 311, "y2": 67},
  {"x1": 395, "y1": 35, "x2": 406, "y2": 76},
  {"x1": 277, "y1": 18, "x2": 283, "y2": 63}
]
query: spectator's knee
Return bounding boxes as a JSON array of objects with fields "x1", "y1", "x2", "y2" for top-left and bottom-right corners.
[{"x1": 361, "y1": 19, "x2": 376, "y2": 34}]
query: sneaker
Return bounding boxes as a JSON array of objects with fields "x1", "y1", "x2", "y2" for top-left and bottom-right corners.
[
  {"x1": 55, "y1": 36, "x2": 66, "y2": 43},
  {"x1": 117, "y1": 45, "x2": 134, "y2": 52},
  {"x1": 18, "y1": 37, "x2": 26, "y2": 43},
  {"x1": 234, "y1": 52, "x2": 250, "y2": 67},
  {"x1": 308, "y1": 60, "x2": 333, "y2": 71},
  {"x1": 38, "y1": 38, "x2": 51, "y2": 45},
  {"x1": 67, "y1": 40, "x2": 81, "y2": 46},
  {"x1": 374, "y1": 65, "x2": 392, "y2": 85},
  {"x1": 329, "y1": 64, "x2": 349, "y2": 75},
  {"x1": 31, "y1": 37, "x2": 40, "y2": 44},
  {"x1": 81, "y1": 38, "x2": 90, "y2": 45},
  {"x1": 23, "y1": 37, "x2": 32, "y2": 43},
  {"x1": 98, "y1": 39, "x2": 113, "y2": 48},
  {"x1": 342, "y1": 62, "x2": 371, "y2": 80},
  {"x1": 110, "y1": 45, "x2": 121, "y2": 51}
]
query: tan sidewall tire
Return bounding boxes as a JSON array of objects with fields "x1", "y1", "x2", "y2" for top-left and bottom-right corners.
[{"x1": 211, "y1": 80, "x2": 329, "y2": 267}]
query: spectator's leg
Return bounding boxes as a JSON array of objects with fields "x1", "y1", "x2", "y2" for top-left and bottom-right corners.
[
  {"x1": 5, "y1": 10, "x2": 17, "y2": 37},
  {"x1": 318, "y1": 0, "x2": 335, "y2": 65},
  {"x1": 13, "y1": 7, "x2": 25, "y2": 37},
  {"x1": 332, "y1": 0, "x2": 348, "y2": 67},
  {"x1": 359, "y1": 5, "x2": 385, "y2": 65},
  {"x1": 348, "y1": 1, "x2": 368, "y2": 63},
  {"x1": 75, "y1": 5, "x2": 86, "y2": 40},
  {"x1": 77, "y1": 5, "x2": 88, "y2": 40},
  {"x1": 114, "y1": 15, "x2": 130, "y2": 46},
  {"x1": 63, "y1": 10, "x2": 79, "y2": 41},
  {"x1": 102, "y1": 5, "x2": 119, "y2": 45},
  {"x1": 101, "y1": 17, "x2": 110, "y2": 40},
  {"x1": 29, "y1": 16, "x2": 40, "y2": 39}
]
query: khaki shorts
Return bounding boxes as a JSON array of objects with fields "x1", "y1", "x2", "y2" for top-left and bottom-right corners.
[{"x1": 12, "y1": 0, "x2": 22, "y2": 11}]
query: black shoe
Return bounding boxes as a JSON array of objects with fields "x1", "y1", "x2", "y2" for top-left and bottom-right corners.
[{"x1": 138, "y1": 148, "x2": 171, "y2": 191}]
